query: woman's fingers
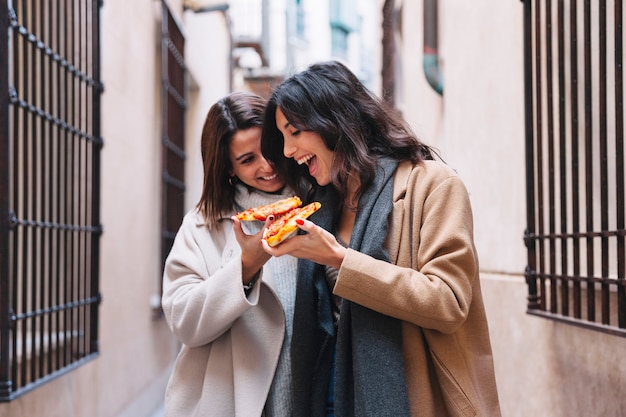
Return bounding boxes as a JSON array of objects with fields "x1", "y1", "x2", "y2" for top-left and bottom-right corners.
[
  {"x1": 231, "y1": 216, "x2": 245, "y2": 240},
  {"x1": 262, "y1": 215, "x2": 276, "y2": 232},
  {"x1": 260, "y1": 237, "x2": 275, "y2": 253},
  {"x1": 295, "y1": 218, "x2": 313, "y2": 231},
  {"x1": 232, "y1": 216, "x2": 263, "y2": 248},
  {"x1": 261, "y1": 220, "x2": 319, "y2": 255}
]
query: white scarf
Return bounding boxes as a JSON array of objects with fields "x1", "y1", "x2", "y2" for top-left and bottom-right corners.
[{"x1": 234, "y1": 183, "x2": 298, "y2": 417}]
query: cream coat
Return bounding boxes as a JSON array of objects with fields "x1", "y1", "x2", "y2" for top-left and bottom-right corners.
[
  {"x1": 161, "y1": 210, "x2": 285, "y2": 417},
  {"x1": 334, "y1": 160, "x2": 502, "y2": 417}
]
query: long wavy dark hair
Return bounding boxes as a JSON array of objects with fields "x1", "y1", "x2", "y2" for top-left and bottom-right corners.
[
  {"x1": 196, "y1": 91, "x2": 267, "y2": 224},
  {"x1": 261, "y1": 60, "x2": 435, "y2": 206}
]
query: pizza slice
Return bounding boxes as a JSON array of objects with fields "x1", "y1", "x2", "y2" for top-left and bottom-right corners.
[
  {"x1": 263, "y1": 202, "x2": 322, "y2": 247},
  {"x1": 235, "y1": 196, "x2": 302, "y2": 221}
]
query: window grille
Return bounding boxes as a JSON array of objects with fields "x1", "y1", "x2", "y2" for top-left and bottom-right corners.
[
  {"x1": 0, "y1": 0, "x2": 103, "y2": 400},
  {"x1": 159, "y1": 1, "x2": 186, "y2": 315},
  {"x1": 523, "y1": 0, "x2": 625, "y2": 336}
]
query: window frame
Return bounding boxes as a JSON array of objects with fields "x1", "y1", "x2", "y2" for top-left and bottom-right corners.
[
  {"x1": 0, "y1": 0, "x2": 103, "y2": 401},
  {"x1": 523, "y1": 0, "x2": 626, "y2": 337},
  {"x1": 157, "y1": 1, "x2": 187, "y2": 317}
]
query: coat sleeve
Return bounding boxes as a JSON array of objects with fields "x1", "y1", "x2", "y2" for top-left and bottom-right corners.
[
  {"x1": 333, "y1": 168, "x2": 478, "y2": 334},
  {"x1": 161, "y1": 212, "x2": 262, "y2": 347}
]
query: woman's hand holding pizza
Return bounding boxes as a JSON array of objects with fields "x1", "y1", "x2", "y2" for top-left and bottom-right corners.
[
  {"x1": 261, "y1": 218, "x2": 346, "y2": 270},
  {"x1": 231, "y1": 215, "x2": 273, "y2": 284},
  {"x1": 236, "y1": 196, "x2": 345, "y2": 269}
]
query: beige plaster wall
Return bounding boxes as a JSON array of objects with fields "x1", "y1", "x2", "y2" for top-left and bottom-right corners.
[
  {"x1": 398, "y1": 1, "x2": 626, "y2": 416},
  {"x1": 482, "y1": 274, "x2": 626, "y2": 417},
  {"x1": 97, "y1": 1, "x2": 181, "y2": 415},
  {"x1": 183, "y1": 8, "x2": 232, "y2": 210}
]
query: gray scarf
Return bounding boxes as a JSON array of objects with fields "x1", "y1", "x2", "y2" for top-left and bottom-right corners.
[{"x1": 291, "y1": 157, "x2": 410, "y2": 417}]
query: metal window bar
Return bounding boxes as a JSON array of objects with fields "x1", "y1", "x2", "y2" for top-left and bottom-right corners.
[
  {"x1": 0, "y1": 0, "x2": 103, "y2": 401},
  {"x1": 523, "y1": 0, "x2": 626, "y2": 337},
  {"x1": 158, "y1": 1, "x2": 186, "y2": 317}
]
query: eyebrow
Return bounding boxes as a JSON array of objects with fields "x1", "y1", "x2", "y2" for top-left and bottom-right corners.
[{"x1": 234, "y1": 152, "x2": 254, "y2": 162}]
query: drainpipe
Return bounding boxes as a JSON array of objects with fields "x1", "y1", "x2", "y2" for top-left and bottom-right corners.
[
  {"x1": 423, "y1": 0, "x2": 443, "y2": 95},
  {"x1": 381, "y1": 0, "x2": 397, "y2": 105}
]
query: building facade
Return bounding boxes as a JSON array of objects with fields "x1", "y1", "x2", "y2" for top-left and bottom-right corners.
[{"x1": 0, "y1": 1, "x2": 624, "y2": 416}]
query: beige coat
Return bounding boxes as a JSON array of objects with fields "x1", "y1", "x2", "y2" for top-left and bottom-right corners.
[
  {"x1": 334, "y1": 160, "x2": 502, "y2": 417},
  {"x1": 161, "y1": 210, "x2": 285, "y2": 417}
]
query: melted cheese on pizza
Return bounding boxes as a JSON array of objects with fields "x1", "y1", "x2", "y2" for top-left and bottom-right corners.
[
  {"x1": 235, "y1": 196, "x2": 302, "y2": 221},
  {"x1": 264, "y1": 202, "x2": 321, "y2": 247}
]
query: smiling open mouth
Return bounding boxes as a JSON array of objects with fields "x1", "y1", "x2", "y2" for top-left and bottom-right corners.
[{"x1": 296, "y1": 154, "x2": 314, "y2": 165}]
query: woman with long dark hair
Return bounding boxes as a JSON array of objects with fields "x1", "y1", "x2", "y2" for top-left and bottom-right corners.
[{"x1": 261, "y1": 61, "x2": 502, "y2": 417}]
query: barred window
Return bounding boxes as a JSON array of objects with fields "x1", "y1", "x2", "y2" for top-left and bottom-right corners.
[
  {"x1": 0, "y1": 0, "x2": 103, "y2": 400},
  {"x1": 158, "y1": 1, "x2": 186, "y2": 315},
  {"x1": 523, "y1": 0, "x2": 625, "y2": 336}
]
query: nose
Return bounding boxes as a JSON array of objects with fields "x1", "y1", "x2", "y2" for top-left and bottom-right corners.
[
  {"x1": 259, "y1": 155, "x2": 274, "y2": 170},
  {"x1": 283, "y1": 135, "x2": 296, "y2": 158}
]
